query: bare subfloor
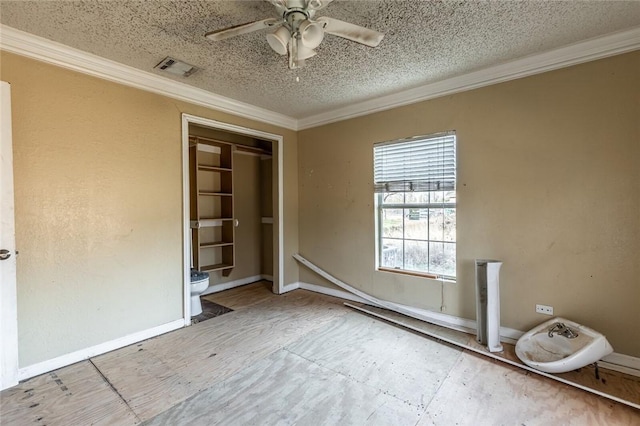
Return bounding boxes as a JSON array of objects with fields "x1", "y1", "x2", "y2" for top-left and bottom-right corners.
[{"x1": 1, "y1": 281, "x2": 638, "y2": 425}]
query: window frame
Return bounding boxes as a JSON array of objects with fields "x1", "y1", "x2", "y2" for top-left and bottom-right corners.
[{"x1": 373, "y1": 132, "x2": 457, "y2": 281}]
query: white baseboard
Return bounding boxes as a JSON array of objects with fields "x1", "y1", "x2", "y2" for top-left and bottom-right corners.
[
  {"x1": 602, "y1": 352, "x2": 640, "y2": 370},
  {"x1": 298, "y1": 282, "x2": 369, "y2": 305},
  {"x1": 281, "y1": 282, "x2": 301, "y2": 293},
  {"x1": 261, "y1": 274, "x2": 273, "y2": 281},
  {"x1": 17, "y1": 319, "x2": 184, "y2": 381},
  {"x1": 200, "y1": 275, "x2": 264, "y2": 296},
  {"x1": 295, "y1": 279, "x2": 639, "y2": 377},
  {"x1": 394, "y1": 302, "x2": 523, "y2": 345},
  {"x1": 600, "y1": 352, "x2": 640, "y2": 376}
]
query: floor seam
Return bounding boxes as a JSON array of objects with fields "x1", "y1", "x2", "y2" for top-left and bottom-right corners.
[
  {"x1": 417, "y1": 348, "x2": 465, "y2": 424},
  {"x1": 88, "y1": 358, "x2": 142, "y2": 424},
  {"x1": 281, "y1": 346, "x2": 426, "y2": 410}
]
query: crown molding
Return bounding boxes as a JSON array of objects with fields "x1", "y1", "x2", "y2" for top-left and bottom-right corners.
[
  {"x1": 297, "y1": 26, "x2": 640, "y2": 130},
  {"x1": 2, "y1": 24, "x2": 639, "y2": 132},
  {"x1": 0, "y1": 25, "x2": 298, "y2": 130}
]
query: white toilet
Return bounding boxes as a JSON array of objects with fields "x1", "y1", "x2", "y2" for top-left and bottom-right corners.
[{"x1": 190, "y1": 270, "x2": 210, "y2": 316}]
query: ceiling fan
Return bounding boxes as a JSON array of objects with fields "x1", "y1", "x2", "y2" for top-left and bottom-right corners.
[{"x1": 205, "y1": 0, "x2": 384, "y2": 69}]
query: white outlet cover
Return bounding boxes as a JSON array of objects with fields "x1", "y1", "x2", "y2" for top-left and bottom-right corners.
[{"x1": 536, "y1": 304, "x2": 554, "y2": 315}]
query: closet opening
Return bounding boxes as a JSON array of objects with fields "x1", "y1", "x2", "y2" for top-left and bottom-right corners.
[{"x1": 181, "y1": 114, "x2": 284, "y2": 324}]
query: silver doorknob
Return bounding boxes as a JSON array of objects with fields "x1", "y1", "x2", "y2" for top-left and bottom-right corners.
[{"x1": 0, "y1": 249, "x2": 11, "y2": 260}]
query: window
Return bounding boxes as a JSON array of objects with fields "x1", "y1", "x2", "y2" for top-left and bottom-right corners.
[{"x1": 374, "y1": 132, "x2": 456, "y2": 280}]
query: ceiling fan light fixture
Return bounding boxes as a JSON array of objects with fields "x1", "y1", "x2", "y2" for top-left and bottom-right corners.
[
  {"x1": 299, "y1": 20, "x2": 324, "y2": 49},
  {"x1": 297, "y1": 44, "x2": 317, "y2": 60},
  {"x1": 266, "y1": 26, "x2": 290, "y2": 55},
  {"x1": 206, "y1": 0, "x2": 384, "y2": 70}
]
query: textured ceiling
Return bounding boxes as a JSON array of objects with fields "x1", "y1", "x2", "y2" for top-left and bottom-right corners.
[{"x1": 2, "y1": 1, "x2": 640, "y2": 118}]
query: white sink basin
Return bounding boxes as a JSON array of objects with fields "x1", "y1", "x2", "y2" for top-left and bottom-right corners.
[{"x1": 515, "y1": 317, "x2": 613, "y2": 374}]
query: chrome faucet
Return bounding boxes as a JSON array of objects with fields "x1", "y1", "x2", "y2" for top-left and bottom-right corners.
[{"x1": 548, "y1": 322, "x2": 578, "y2": 339}]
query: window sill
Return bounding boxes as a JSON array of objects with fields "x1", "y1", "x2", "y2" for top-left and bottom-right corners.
[{"x1": 377, "y1": 267, "x2": 456, "y2": 283}]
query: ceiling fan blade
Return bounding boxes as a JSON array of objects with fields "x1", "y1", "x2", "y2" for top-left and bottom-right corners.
[
  {"x1": 264, "y1": 0, "x2": 287, "y2": 7},
  {"x1": 205, "y1": 18, "x2": 280, "y2": 41},
  {"x1": 317, "y1": 16, "x2": 383, "y2": 47},
  {"x1": 264, "y1": 0, "x2": 290, "y2": 15}
]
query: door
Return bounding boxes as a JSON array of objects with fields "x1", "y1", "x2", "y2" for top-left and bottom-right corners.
[{"x1": 1, "y1": 81, "x2": 19, "y2": 390}]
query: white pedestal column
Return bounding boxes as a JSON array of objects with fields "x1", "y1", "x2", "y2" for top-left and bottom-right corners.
[{"x1": 475, "y1": 259, "x2": 503, "y2": 353}]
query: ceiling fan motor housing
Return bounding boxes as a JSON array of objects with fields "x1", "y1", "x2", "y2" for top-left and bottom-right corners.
[{"x1": 284, "y1": 9, "x2": 309, "y2": 32}]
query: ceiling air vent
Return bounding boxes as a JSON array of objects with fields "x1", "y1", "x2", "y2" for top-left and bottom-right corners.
[{"x1": 154, "y1": 57, "x2": 198, "y2": 77}]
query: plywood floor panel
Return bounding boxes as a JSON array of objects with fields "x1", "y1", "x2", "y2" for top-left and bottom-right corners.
[
  {"x1": 555, "y1": 365, "x2": 640, "y2": 405},
  {"x1": 91, "y1": 346, "x2": 196, "y2": 421},
  {"x1": 5, "y1": 284, "x2": 637, "y2": 425},
  {"x1": 0, "y1": 361, "x2": 139, "y2": 426},
  {"x1": 92, "y1": 289, "x2": 353, "y2": 421},
  {"x1": 354, "y1": 304, "x2": 640, "y2": 406},
  {"x1": 286, "y1": 311, "x2": 462, "y2": 408},
  {"x1": 201, "y1": 280, "x2": 276, "y2": 310},
  {"x1": 419, "y1": 351, "x2": 640, "y2": 425},
  {"x1": 145, "y1": 349, "x2": 426, "y2": 426},
  {"x1": 145, "y1": 290, "x2": 351, "y2": 365}
]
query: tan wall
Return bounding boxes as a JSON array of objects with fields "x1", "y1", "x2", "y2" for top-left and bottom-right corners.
[
  {"x1": 261, "y1": 224, "x2": 274, "y2": 277},
  {"x1": 228, "y1": 153, "x2": 262, "y2": 280},
  {"x1": 261, "y1": 158, "x2": 273, "y2": 218},
  {"x1": 1, "y1": 51, "x2": 298, "y2": 367},
  {"x1": 297, "y1": 52, "x2": 640, "y2": 357}
]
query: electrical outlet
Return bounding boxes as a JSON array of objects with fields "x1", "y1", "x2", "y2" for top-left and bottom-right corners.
[{"x1": 536, "y1": 304, "x2": 553, "y2": 315}]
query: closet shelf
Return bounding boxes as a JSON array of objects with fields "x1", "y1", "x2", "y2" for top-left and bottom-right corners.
[
  {"x1": 190, "y1": 218, "x2": 233, "y2": 228},
  {"x1": 201, "y1": 263, "x2": 234, "y2": 272},
  {"x1": 198, "y1": 165, "x2": 232, "y2": 172},
  {"x1": 199, "y1": 191, "x2": 232, "y2": 197},
  {"x1": 200, "y1": 241, "x2": 234, "y2": 249}
]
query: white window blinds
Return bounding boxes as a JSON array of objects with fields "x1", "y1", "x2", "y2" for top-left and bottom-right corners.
[{"x1": 373, "y1": 132, "x2": 456, "y2": 193}]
